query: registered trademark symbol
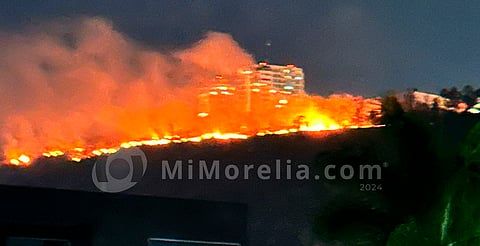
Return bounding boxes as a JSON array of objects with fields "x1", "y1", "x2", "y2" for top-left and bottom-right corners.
[{"x1": 383, "y1": 162, "x2": 389, "y2": 168}]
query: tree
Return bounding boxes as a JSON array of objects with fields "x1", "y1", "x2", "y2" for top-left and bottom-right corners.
[
  {"x1": 440, "y1": 88, "x2": 450, "y2": 98},
  {"x1": 462, "y1": 85, "x2": 474, "y2": 95},
  {"x1": 381, "y1": 96, "x2": 404, "y2": 125},
  {"x1": 461, "y1": 85, "x2": 476, "y2": 106},
  {"x1": 432, "y1": 98, "x2": 439, "y2": 112},
  {"x1": 449, "y1": 87, "x2": 461, "y2": 100}
]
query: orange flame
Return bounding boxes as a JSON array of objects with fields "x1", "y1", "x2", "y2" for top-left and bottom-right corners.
[
  {"x1": 0, "y1": 17, "x2": 382, "y2": 166},
  {"x1": 4, "y1": 90, "x2": 380, "y2": 166}
]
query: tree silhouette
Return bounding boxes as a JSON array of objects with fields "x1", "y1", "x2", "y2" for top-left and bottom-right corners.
[
  {"x1": 449, "y1": 87, "x2": 461, "y2": 100},
  {"x1": 381, "y1": 96, "x2": 404, "y2": 125},
  {"x1": 439, "y1": 85, "x2": 479, "y2": 107},
  {"x1": 440, "y1": 88, "x2": 450, "y2": 98},
  {"x1": 461, "y1": 85, "x2": 476, "y2": 106}
]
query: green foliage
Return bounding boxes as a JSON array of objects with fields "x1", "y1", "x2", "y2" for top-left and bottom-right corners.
[
  {"x1": 386, "y1": 218, "x2": 437, "y2": 246},
  {"x1": 461, "y1": 122, "x2": 480, "y2": 167},
  {"x1": 386, "y1": 122, "x2": 480, "y2": 245}
]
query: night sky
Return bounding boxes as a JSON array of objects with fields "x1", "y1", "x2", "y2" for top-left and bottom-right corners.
[{"x1": 1, "y1": 0, "x2": 479, "y2": 96}]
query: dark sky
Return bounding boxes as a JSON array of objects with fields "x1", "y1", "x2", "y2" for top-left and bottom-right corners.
[{"x1": 1, "y1": 0, "x2": 479, "y2": 96}]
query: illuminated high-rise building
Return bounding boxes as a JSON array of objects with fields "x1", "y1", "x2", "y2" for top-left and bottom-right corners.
[
  {"x1": 197, "y1": 62, "x2": 306, "y2": 116},
  {"x1": 252, "y1": 62, "x2": 305, "y2": 94}
]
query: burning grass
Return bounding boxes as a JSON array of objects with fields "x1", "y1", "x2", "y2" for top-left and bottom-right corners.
[{"x1": 0, "y1": 17, "x2": 381, "y2": 166}]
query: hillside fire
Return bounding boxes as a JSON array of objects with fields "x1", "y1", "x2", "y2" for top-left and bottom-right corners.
[{"x1": 0, "y1": 17, "x2": 382, "y2": 166}]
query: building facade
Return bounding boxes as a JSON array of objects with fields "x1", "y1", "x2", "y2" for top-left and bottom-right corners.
[
  {"x1": 253, "y1": 62, "x2": 305, "y2": 95},
  {"x1": 197, "y1": 62, "x2": 306, "y2": 116},
  {"x1": 396, "y1": 90, "x2": 449, "y2": 111}
]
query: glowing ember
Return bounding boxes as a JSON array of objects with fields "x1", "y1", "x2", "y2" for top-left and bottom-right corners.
[{"x1": 9, "y1": 154, "x2": 31, "y2": 166}]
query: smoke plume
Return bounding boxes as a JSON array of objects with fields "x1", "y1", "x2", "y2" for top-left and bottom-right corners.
[{"x1": 0, "y1": 17, "x2": 254, "y2": 161}]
